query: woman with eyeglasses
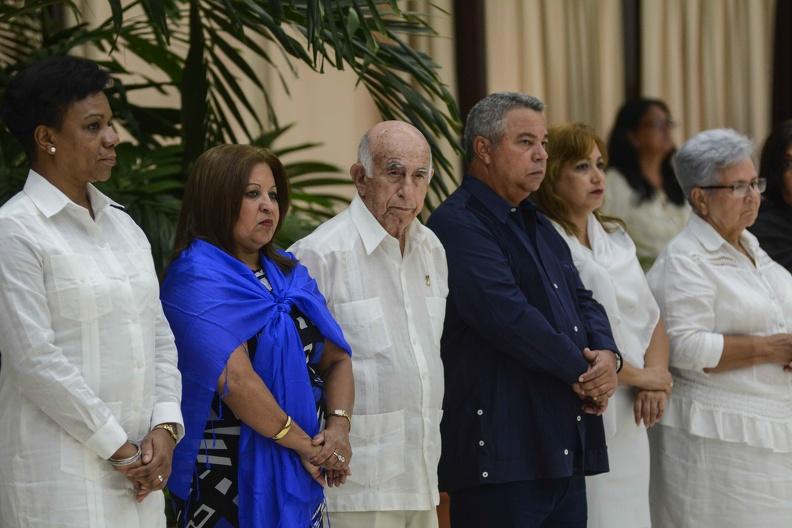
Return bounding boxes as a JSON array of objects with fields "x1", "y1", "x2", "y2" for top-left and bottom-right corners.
[
  {"x1": 603, "y1": 99, "x2": 689, "y2": 267},
  {"x1": 646, "y1": 128, "x2": 792, "y2": 528},
  {"x1": 748, "y1": 120, "x2": 792, "y2": 272}
]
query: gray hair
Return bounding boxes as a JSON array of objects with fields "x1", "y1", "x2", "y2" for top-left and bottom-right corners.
[
  {"x1": 463, "y1": 92, "x2": 545, "y2": 164},
  {"x1": 357, "y1": 125, "x2": 433, "y2": 178},
  {"x1": 674, "y1": 128, "x2": 754, "y2": 203}
]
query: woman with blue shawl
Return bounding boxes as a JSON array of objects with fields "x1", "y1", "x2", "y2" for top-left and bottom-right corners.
[{"x1": 161, "y1": 144, "x2": 354, "y2": 528}]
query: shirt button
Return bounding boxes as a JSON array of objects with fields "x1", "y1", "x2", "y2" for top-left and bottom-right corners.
[
  {"x1": 564, "y1": 449, "x2": 569, "y2": 455},
  {"x1": 479, "y1": 440, "x2": 485, "y2": 447},
  {"x1": 553, "y1": 283, "x2": 559, "y2": 289},
  {"x1": 482, "y1": 471, "x2": 489, "y2": 478},
  {"x1": 510, "y1": 207, "x2": 517, "y2": 213},
  {"x1": 476, "y1": 409, "x2": 484, "y2": 416},
  {"x1": 576, "y1": 415, "x2": 581, "y2": 422},
  {"x1": 573, "y1": 326, "x2": 579, "y2": 332}
]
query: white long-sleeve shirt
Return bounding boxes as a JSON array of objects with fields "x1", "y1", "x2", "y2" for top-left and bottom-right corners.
[
  {"x1": 290, "y1": 195, "x2": 448, "y2": 512},
  {"x1": 647, "y1": 214, "x2": 792, "y2": 452},
  {"x1": 0, "y1": 171, "x2": 183, "y2": 528}
]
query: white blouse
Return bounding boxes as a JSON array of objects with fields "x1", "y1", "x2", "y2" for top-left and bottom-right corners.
[
  {"x1": 553, "y1": 215, "x2": 659, "y2": 437},
  {"x1": 647, "y1": 214, "x2": 792, "y2": 452},
  {"x1": 290, "y1": 195, "x2": 448, "y2": 513},
  {"x1": 603, "y1": 168, "x2": 689, "y2": 263},
  {"x1": 0, "y1": 171, "x2": 183, "y2": 527}
]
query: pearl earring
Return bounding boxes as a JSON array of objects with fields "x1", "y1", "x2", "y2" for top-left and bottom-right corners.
[{"x1": 48, "y1": 145, "x2": 56, "y2": 155}]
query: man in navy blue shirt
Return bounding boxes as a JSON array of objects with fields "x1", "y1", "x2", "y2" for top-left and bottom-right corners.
[{"x1": 427, "y1": 92, "x2": 622, "y2": 527}]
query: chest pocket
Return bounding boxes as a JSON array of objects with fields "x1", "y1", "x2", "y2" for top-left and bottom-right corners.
[
  {"x1": 332, "y1": 297, "x2": 393, "y2": 356},
  {"x1": 48, "y1": 254, "x2": 114, "y2": 322},
  {"x1": 123, "y1": 249, "x2": 159, "y2": 314}
]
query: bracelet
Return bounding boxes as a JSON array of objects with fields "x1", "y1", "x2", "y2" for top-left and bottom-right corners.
[
  {"x1": 109, "y1": 442, "x2": 141, "y2": 467},
  {"x1": 272, "y1": 415, "x2": 292, "y2": 441},
  {"x1": 328, "y1": 409, "x2": 352, "y2": 430},
  {"x1": 153, "y1": 422, "x2": 179, "y2": 444}
]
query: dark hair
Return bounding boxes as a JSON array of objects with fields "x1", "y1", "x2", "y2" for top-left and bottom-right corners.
[
  {"x1": 171, "y1": 144, "x2": 295, "y2": 272},
  {"x1": 0, "y1": 56, "x2": 111, "y2": 160},
  {"x1": 759, "y1": 119, "x2": 792, "y2": 207},
  {"x1": 533, "y1": 123, "x2": 623, "y2": 236},
  {"x1": 607, "y1": 98, "x2": 685, "y2": 206}
]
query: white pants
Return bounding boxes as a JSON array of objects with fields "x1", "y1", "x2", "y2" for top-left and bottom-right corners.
[
  {"x1": 649, "y1": 424, "x2": 792, "y2": 528},
  {"x1": 330, "y1": 509, "x2": 439, "y2": 528}
]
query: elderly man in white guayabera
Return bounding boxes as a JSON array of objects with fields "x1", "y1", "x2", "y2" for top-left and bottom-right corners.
[{"x1": 290, "y1": 120, "x2": 448, "y2": 528}]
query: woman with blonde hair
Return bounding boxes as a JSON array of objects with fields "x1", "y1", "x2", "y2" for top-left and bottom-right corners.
[{"x1": 533, "y1": 123, "x2": 672, "y2": 528}]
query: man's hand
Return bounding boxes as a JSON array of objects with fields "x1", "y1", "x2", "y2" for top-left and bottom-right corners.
[
  {"x1": 575, "y1": 348, "x2": 618, "y2": 402},
  {"x1": 126, "y1": 428, "x2": 176, "y2": 502}
]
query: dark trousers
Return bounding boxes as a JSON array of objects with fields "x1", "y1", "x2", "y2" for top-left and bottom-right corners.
[{"x1": 449, "y1": 476, "x2": 587, "y2": 528}]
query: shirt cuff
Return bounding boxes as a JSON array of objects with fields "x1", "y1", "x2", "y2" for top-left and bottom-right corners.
[
  {"x1": 150, "y1": 402, "x2": 185, "y2": 442},
  {"x1": 85, "y1": 415, "x2": 128, "y2": 460},
  {"x1": 697, "y1": 333, "x2": 725, "y2": 372}
]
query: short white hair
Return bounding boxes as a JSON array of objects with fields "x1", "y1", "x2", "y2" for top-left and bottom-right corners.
[
  {"x1": 674, "y1": 128, "x2": 754, "y2": 204},
  {"x1": 356, "y1": 126, "x2": 433, "y2": 179}
]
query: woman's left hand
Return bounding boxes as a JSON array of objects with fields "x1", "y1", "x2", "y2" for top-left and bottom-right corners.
[
  {"x1": 633, "y1": 389, "x2": 667, "y2": 428},
  {"x1": 309, "y1": 420, "x2": 351, "y2": 471},
  {"x1": 126, "y1": 428, "x2": 176, "y2": 502}
]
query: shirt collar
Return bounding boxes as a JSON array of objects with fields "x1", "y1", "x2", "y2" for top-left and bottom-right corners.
[
  {"x1": 462, "y1": 174, "x2": 536, "y2": 223},
  {"x1": 349, "y1": 194, "x2": 425, "y2": 256},
  {"x1": 23, "y1": 169, "x2": 120, "y2": 218},
  {"x1": 688, "y1": 212, "x2": 760, "y2": 254}
]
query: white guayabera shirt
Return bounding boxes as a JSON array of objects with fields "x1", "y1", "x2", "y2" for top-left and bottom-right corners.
[
  {"x1": 647, "y1": 214, "x2": 792, "y2": 452},
  {"x1": 290, "y1": 195, "x2": 448, "y2": 513},
  {"x1": 0, "y1": 171, "x2": 183, "y2": 528}
]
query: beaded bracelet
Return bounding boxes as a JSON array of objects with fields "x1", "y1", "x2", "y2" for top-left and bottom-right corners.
[{"x1": 109, "y1": 443, "x2": 141, "y2": 467}]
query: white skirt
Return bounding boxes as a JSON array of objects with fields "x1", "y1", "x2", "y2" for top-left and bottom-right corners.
[
  {"x1": 649, "y1": 424, "x2": 792, "y2": 528},
  {"x1": 586, "y1": 387, "x2": 651, "y2": 528}
]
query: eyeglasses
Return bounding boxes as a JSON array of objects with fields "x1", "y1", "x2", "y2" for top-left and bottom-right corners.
[
  {"x1": 697, "y1": 178, "x2": 766, "y2": 198},
  {"x1": 641, "y1": 119, "x2": 677, "y2": 131}
]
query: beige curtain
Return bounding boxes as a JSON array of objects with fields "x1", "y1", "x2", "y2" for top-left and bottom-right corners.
[
  {"x1": 485, "y1": 0, "x2": 625, "y2": 138},
  {"x1": 641, "y1": 0, "x2": 776, "y2": 145}
]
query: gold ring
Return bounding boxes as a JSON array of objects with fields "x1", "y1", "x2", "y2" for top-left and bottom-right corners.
[{"x1": 157, "y1": 475, "x2": 164, "y2": 483}]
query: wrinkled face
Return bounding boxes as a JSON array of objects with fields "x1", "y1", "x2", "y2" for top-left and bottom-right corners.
[
  {"x1": 232, "y1": 162, "x2": 279, "y2": 266},
  {"x1": 355, "y1": 128, "x2": 431, "y2": 241},
  {"x1": 631, "y1": 104, "x2": 675, "y2": 158},
  {"x1": 700, "y1": 158, "x2": 761, "y2": 236},
  {"x1": 555, "y1": 144, "x2": 607, "y2": 217},
  {"x1": 486, "y1": 108, "x2": 548, "y2": 204},
  {"x1": 47, "y1": 92, "x2": 119, "y2": 184},
  {"x1": 783, "y1": 145, "x2": 792, "y2": 205}
]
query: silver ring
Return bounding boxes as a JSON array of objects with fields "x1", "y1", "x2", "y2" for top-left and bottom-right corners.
[
  {"x1": 332, "y1": 450, "x2": 346, "y2": 463},
  {"x1": 157, "y1": 474, "x2": 164, "y2": 483}
]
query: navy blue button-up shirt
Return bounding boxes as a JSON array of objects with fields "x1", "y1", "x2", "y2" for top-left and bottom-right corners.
[{"x1": 427, "y1": 176, "x2": 617, "y2": 493}]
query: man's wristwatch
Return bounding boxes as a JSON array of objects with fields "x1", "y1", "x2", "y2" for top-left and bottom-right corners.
[
  {"x1": 612, "y1": 350, "x2": 623, "y2": 373},
  {"x1": 328, "y1": 409, "x2": 352, "y2": 430},
  {"x1": 153, "y1": 422, "x2": 179, "y2": 444}
]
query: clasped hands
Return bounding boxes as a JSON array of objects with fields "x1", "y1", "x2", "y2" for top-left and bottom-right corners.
[
  {"x1": 572, "y1": 347, "x2": 618, "y2": 415},
  {"x1": 111, "y1": 428, "x2": 176, "y2": 503},
  {"x1": 299, "y1": 418, "x2": 352, "y2": 488}
]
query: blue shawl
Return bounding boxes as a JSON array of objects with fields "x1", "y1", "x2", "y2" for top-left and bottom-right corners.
[{"x1": 161, "y1": 239, "x2": 351, "y2": 527}]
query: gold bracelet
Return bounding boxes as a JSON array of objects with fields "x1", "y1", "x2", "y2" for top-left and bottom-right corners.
[
  {"x1": 153, "y1": 423, "x2": 178, "y2": 444},
  {"x1": 272, "y1": 415, "x2": 292, "y2": 441},
  {"x1": 328, "y1": 409, "x2": 352, "y2": 430}
]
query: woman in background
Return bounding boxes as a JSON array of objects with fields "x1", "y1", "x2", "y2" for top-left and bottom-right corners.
[
  {"x1": 533, "y1": 123, "x2": 673, "y2": 528},
  {"x1": 603, "y1": 98, "x2": 689, "y2": 267},
  {"x1": 749, "y1": 119, "x2": 792, "y2": 271}
]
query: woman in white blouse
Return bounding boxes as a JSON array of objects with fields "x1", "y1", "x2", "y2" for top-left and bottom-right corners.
[
  {"x1": 0, "y1": 57, "x2": 183, "y2": 527},
  {"x1": 647, "y1": 128, "x2": 792, "y2": 528},
  {"x1": 532, "y1": 123, "x2": 673, "y2": 528},
  {"x1": 602, "y1": 99, "x2": 689, "y2": 267}
]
